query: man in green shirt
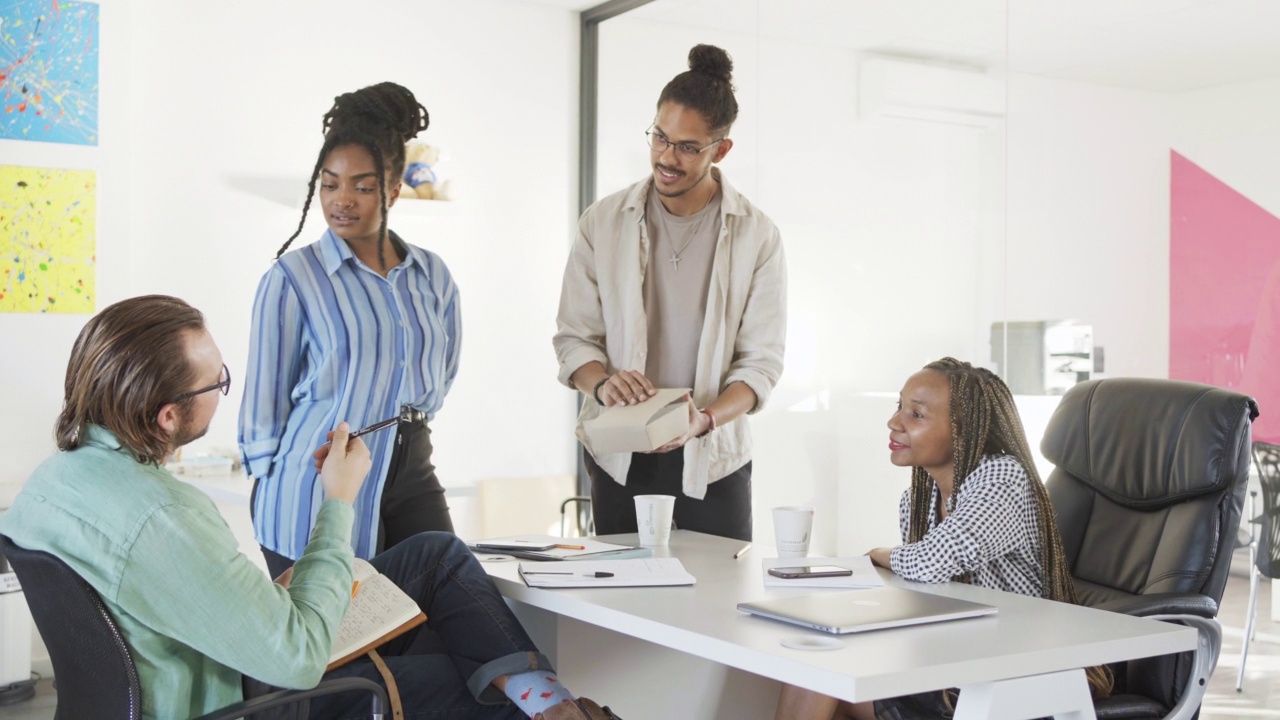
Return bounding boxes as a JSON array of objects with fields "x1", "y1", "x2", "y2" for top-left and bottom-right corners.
[{"x1": 0, "y1": 295, "x2": 614, "y2": 720}]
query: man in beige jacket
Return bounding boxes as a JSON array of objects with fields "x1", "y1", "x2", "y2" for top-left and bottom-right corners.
[{"x1": 553, "y1": 44, "x2": 786, "y2": 541}]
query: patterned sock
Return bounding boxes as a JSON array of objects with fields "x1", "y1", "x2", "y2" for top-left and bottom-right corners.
[{"x1": 503, "y1": 670, "x2": 576, "y2": 717}]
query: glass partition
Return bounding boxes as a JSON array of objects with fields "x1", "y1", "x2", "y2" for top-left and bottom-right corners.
[{"x1": 590, "y1": 0, "x2": 1280, "y2": 559}]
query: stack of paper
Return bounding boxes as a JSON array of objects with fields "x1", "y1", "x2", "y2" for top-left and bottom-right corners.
[
  {"x1": 469, "y1": 534, "x2": 651, "y2": 561},
  {"x1": 762, "y1": 556, "x2": 885, "y2": 588},
  {"x1": 519, "y1": 558, "x2": 696, "y2": 588}
]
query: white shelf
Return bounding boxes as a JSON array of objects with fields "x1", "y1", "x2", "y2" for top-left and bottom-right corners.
[{"x1": 393, "y1": 197, "x2": 460, "y2": 216}]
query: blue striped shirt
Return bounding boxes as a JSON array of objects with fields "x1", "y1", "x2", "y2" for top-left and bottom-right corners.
[{"x1": 238, "y1": 229, "x2": 461, "y2": 559}]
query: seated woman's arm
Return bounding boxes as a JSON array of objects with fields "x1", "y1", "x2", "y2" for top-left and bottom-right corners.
[{"x1": 889, "y1": 457, "x2": 1031, "y2": 584}]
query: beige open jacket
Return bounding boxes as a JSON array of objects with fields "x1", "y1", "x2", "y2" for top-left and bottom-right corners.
[{"x1": 553, "y1": 168, "x2": 787, "y2": 499}]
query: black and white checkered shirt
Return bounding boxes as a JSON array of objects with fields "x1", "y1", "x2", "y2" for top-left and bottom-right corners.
[{"x1": 888, "y1": 454, "x2": 1045, "y2": 597}]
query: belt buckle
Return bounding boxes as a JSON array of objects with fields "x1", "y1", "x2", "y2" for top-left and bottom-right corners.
[{"x1": 398, "y1": 405, "x2": 425, "y2": 424}]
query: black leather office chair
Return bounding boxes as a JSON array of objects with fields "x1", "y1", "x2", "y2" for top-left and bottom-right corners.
[
  {"x1": 1040, "y1": 378, "x2": 1258, "y2": 720},
  {"x1": 1237, "y1": 440, "x2": 1280, "y2": 691},
  {"x1": 0, "y1": 535, "x2": 389, "y2": 720}
]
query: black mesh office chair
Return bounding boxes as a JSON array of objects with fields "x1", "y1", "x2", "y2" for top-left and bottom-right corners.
[
  {"x1": 1041, "y1": 378, "x2": 1258, "y2": 720},
  {"x1": 1237, "y1": 440, "x2": 1280, "y2": 691},
  {"x1": 0, "y1": 535, "x2": 388, "y2": 720}
]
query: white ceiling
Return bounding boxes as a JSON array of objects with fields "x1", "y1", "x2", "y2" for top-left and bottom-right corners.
[{"x1": 513, "y1": 0, "x2": 1280, "y2": 92}]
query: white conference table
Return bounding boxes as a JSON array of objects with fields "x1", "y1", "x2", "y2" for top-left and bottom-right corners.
[{"x1": 480, "y1": 530, "x2": 1197, "y2": 720}]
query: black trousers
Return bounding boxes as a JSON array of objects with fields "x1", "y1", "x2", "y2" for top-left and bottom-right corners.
[
  {"x1": 584, "y1": 448, "x2": 752, "y2": 542},
  {"x1": 261, "y1": 419, "x2": 454, "y2": 578}
]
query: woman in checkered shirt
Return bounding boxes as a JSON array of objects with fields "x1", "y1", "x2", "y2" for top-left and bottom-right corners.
[{"x1": 775, "y1": 358, "x2": 1111, "y2": 720}]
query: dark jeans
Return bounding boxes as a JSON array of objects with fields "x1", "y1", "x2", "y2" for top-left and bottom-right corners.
[
  {"x1": 260, "y1": 419, "x2": 453, "y2": 578},
  {"x1": 584, "y1": 449, "x2": 752, "y2": 542},
  {"x1": 247, "y1": 532, "x2": 545, "y2": 719}
]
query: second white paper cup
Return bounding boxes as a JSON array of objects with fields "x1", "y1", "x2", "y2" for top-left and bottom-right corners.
[
  {"x1": 773, "y1": 505, "x2": 814, "y2": 558},
  {"x1": 635, "y1": 494, "x2": 676, "y2": 546}
]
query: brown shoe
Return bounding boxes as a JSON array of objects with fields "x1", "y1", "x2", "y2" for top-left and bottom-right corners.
[{"x1": 533, "y1": 697, "x2": 622, "y2": 720}]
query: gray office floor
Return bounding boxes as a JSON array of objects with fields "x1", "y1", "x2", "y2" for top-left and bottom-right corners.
[{"x1": 2, "y1": 571, "x2": 1277, "y2": 720}]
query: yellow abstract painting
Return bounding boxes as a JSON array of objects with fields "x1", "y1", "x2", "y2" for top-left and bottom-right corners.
[{"x1": 1, "y1": 164, "x2": 96, "y2": 313}]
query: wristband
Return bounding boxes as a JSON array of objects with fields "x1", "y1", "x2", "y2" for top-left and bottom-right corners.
[
  {"x1": 592, "y1": 377, "x2": 609, "y2": 406},
  {"x1": 697, "y1": 408, "x2": 718, "y2": 437}
]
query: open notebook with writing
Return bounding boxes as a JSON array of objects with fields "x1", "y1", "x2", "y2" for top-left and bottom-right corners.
[{"x1": 326, "y1": 559, "x2": 427, "y2": 671}]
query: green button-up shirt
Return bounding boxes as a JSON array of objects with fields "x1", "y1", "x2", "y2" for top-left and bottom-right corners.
[{"x1": 0, "y1": 425, "x2": 355, "y2": 720}]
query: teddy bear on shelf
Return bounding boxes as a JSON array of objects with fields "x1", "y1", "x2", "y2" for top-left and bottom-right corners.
[{"x1": 399, "y1": 141, "x2": 452, "y2": 201}]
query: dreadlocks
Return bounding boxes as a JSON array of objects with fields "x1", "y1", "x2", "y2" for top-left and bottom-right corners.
[
  {"x1": 908, "y1": 357, "x2": 1113, "y2": 699},
  {"x1": 275, "y1": 82, "x2": 430, "y2": 270}
]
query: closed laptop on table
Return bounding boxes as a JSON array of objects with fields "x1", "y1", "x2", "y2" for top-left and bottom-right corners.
[{"x1": 737, "y1": 586, "x2": 996, "y2": 635}]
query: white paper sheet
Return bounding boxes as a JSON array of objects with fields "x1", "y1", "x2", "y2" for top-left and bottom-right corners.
[
  {"x1": 761, "y1": 556, "x2": 885, "y2": 588},
  {"x1": 519, "y1": 557, "x2": 695, "y2": 588}
]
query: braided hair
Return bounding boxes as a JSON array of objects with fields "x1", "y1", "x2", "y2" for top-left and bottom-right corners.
[
  {"x1": 658, "y1": 44, "x2": 739, "y2": 133},
  {"x1": 908, "y1": 357, "x2": 1113, "y2": 699},
  {"x1": 276, "y1": 82, "x2": 429, "y2": 270}
]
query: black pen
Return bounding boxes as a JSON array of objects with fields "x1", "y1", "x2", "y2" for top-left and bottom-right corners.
[
  {"x1": 350, "y1": 415, "x2": 400, "y2": 440},
  {"x1": 523, "y1": 571, "x2": 615, "y2": 578},
  {"x1": 321, "y1": 415, "x2": 399, "y2": 447}
]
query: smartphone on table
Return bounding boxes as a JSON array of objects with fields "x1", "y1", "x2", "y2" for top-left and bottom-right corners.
[{"x1": 767, "y1": 565, "x2": 853, "y2": 579}]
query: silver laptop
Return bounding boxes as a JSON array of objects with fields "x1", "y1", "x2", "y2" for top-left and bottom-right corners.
[{"x1": 737, "y1": 586, "x2": 997, "y2": 635}]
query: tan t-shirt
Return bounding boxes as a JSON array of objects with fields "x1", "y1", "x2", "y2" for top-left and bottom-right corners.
[{"x1": 644, "y1": 185, "x2": 723, "y2": 390}]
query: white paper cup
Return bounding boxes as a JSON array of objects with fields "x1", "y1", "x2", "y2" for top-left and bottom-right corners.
[
  {"x1": 635, "y1": 494, "x2": 676, "y2": 546},
  {"x1": 773, "y1": 506, "x2": 814, "y2": 558}
]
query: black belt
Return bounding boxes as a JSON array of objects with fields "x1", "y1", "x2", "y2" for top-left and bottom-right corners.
[{"x1": 398, "y1": 405, "x2": 427, "y2": 424}]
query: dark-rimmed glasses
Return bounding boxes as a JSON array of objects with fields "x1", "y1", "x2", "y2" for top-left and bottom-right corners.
[
  {"x1": 168, "y1": 364, "x2": 231, "y2": 405},
  {"x1": 645, "y1": 126, "x2": 725, "y2": 160}
]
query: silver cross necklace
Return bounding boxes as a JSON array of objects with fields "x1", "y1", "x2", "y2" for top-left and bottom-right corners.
[{"x1": 656, "y1": 191, "x2": 714, "y2": 271}]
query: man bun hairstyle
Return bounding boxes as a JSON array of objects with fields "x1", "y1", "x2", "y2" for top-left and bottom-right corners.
[
  {"x1": 276, "y1": 82, "x2": 430, "y2": 268},
  {"x1": 658, "y1": 44, "x2": 739, "y2": 134},
  {"x1": 56, "y1": 295, "x2": 206, "y2": 466}
]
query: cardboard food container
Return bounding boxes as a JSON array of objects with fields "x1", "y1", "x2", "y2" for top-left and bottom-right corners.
[{"x1": 584, "y1": 388, "x2": 692, "y2": 455}]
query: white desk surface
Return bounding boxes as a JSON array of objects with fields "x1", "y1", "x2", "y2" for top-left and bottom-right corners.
[{"x1": 481, "y1": 530, "x2": 1197, "y2": 704}]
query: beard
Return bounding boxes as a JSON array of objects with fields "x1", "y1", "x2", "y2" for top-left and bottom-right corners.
[
  {"x1": 653, "y1": 162, "x2": 711, "y2": 198},
  {"x1": 170, "y1": 401, "x2": 210, "y2": 449}
]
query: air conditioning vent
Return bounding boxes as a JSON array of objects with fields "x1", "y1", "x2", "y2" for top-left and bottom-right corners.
[{"x1": 859, "y1": 57, "x2": 1005, "y2": 128}]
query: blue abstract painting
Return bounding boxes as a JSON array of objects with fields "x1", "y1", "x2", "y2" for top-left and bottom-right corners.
[{"x1": 0, "y1": 0, "x2": 99, "y2": 145}]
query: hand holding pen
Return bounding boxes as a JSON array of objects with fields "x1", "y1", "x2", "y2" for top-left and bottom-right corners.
[
  {"x1": 318, "y1": 422, "x2": 372, "y2": 505},
  {"x1": 313, "y1": 415, "x2": 401, "y2": 471}
]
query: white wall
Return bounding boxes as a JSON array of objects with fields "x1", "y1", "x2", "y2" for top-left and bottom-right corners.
[
  {"x1": 1004, "y1": 73, "x2": 1176, "y2": 380},
  {"x1": 3, "y1": 0, "x2": 583, "y2": 673},
  {"x1": 4, "y1": 0, "x2": 584, "y2": 488},
  {"x1": 595, "y1": 13, "x2": 1280, "y2": 560},
  {"x1": 123, "y1": 0, "x2": 581, "y2": 490},
  {"x1": 0, "y1": 0, "x2": 134, "y2": 489},
  {"x1": 1170, "y1": 77, "x2": 1280, "y2": 218}
]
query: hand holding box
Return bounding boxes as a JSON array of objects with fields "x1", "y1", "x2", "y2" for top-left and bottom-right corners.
[{"x1": 583, "y1": 388, "x2": 692, "y2": 455}]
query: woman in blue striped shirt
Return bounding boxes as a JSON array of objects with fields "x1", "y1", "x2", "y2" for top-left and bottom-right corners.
[{"x1": 239, "y1": 82, "x2": 461, "y2": 576}]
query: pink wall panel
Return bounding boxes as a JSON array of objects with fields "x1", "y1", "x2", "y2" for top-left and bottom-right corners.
[{"x1": 1170, "y1": 150, "x2": 1280, "y2": 440}]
